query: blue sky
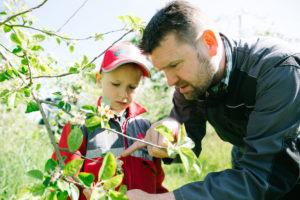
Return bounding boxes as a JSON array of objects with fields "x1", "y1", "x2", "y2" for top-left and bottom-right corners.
[{"x1": 4, "y1": 0, "x2": 300, "y2": 66}]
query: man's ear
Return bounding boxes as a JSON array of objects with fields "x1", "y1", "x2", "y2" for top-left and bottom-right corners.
[
  {"x1": 95, "y1": 72, "x2": 102, "y2": 88},
  {"x1": 202, "y1": 30, "x2": 218, "y2": 57}
]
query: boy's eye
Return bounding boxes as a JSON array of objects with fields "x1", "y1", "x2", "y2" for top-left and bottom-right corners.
[
  {"x1": 111, "y1": 82, "x2": 120, "y2": 87},
  {"x1": 129, "y1": 86, "x2": 136, "y2": 90}
]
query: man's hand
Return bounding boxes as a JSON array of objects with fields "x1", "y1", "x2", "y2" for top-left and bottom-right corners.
[
  {"x1": 121, "y1": 118, "x2": 181, "y2": 158},
  {"x1": 126, "y1": 189, "x2": 175, "y2": 200}
]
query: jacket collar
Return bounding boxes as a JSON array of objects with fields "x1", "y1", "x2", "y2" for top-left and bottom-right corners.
[{"x1": 97, "y1": 96, "x2": 146, "y2": 118}]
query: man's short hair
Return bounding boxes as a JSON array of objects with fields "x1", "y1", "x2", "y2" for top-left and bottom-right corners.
[{"x1": 139, "y1": 1, "x2": 214, "y2": 54}]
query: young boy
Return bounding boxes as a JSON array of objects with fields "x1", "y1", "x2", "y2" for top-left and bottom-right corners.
[{"x1": 52, "y1": 43, "x2": 168, "y2": 199}]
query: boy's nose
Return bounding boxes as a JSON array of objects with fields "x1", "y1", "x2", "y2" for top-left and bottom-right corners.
[{"x1": 119, "y1": 89, "x2": 129, "y2": 98}]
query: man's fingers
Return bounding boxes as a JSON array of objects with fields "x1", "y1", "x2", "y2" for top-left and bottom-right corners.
[{"x1": 121, "y1": 140, "x2": 146, "y2": 157}]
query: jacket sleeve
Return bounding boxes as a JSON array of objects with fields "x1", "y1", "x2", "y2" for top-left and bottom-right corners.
[
  {"x1": 153, "y1": 158, "x2": 169, "y2": 193},
  {"x1": 52, "y1": 123, "x2": 87, "y2": 164},
  {"x1": 173, "y1": 65, "x2": 300, "y2": 200}
]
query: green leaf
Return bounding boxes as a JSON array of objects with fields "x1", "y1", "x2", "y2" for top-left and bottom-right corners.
[
  {"x1": 3, "y1": 25, "x2": 11, "y2": 32},
  {"x1": 48, "y1": 191, "x2": 57, "y2": 200},
  {"x1": 108, "y1": 190, "x2": 128, "y2": 200},
  {"x1": 58, "y1": 101, "x2": 64, "y2": 109},
  {"x1": 0, "y1": 89, "x2": 9, "y2": 98},
  {"x1": 193, "y1": 158, "x2": 202, "y2": 174},
  {"x1": 69, "y1": 45, "x2": 74, "y2": 53},
  {"x1": 63, "y1": 159, "x2": 84, "y2": 176},
  {"x1": 179, "y1": 136, "x2": 195, "y2": 149},
  {"x1": 12, "y1": 46, "x2": 22, "y2": 54},
  {"x1": 0, "y1": 73, "x2": 7, "y2": 82},
  {"x1": 64, "y1": 103, "x2": 71, "y2": 112},
  {"x1": 57, "y1": 190, "x2": 68, "y2": 200},
  {"x1": 179, "y1": 147, "x2": 195, "y2": 172},
  {"x1": 45, "y1": 158, "x2": 58, "y2": 173},
  {"x1": 16, "y1": 29, "x2": 26, "y2": 40},
  {"x1": 81, "y1": 55, "x2": 88, "y2": 66},
  {"x1": 0, "y1": 11, "x2": 7, "y2": 15},
  {"x1": 104, "y1": 174, "x2": 124, "y2": 190},
  {"x1": 78, "y1": 172, "x2": 95, "y2": 187},
  {"x1": 21, "y1": 58, "x2": 28, "y2": 65},
  {"x1": 84, "y1": 63, "x2": 96, "y2": 72},
  {"x1": 36, "y1": 83, "x2": 41, "y2": 91},
  {"x1": 90, "y1": 189, "x2": 106, "y2": 200},
  {"x1": 177, "y1": 124, "x2": 186, "y2": 145},
  {"x1": 98, "y1": 152, "x2": 116, "y2": 181},
  {"x1": 14, "y1": 92, "x2": 24, "y2": 107},
  {"x1": 23, "y1": 88, "x2": 31, "y2": 97},
  {"x1": 30, "y1": 184, "x2": 46, "y2": 196},
  {"x1": 53, "y1": 91, "x2": 62, "y2": 97},
  {"x1": 32, "y1": 34, "x2": 46, "y2": 42},
  {"x1": 56, "y1": 37, "x2": 61, "y2": 45},
  {"x1": 25, "y1": 101, "x2": 39, "y2": 113},
  {"x1": 67, "y1": 127, "x2": 83, "y2": 152},
  {"x1": 80, "y1": 105, "x2": 96, "y2": 114},
  {"x1": 67, "y1": 183, "x2": 79, "y2": 200},
  {"x1": 31, "y1": 45, "x2": 44, "y2": 51},
  {"x1": 26, "y1": 169, "x2": 43, "y2": 180},
  {"x1": 10, "y1": 33, "x2": 22, "y2": 44},
  {"x1": 118, "y1": 185, "x2": 127, "y2": 195},
  {"x1": 155, "y1": 125, "x2": 174, "y2": 142},
  {"x1": 85, "y1": 116, "x2": 102, "y2": 128},
  {"x1": 68, "y1": 66, "x2": 79, "y2": 73}
]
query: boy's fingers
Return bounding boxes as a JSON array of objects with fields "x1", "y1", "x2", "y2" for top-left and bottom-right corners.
[{"x1": 121, "y1": 140, "x2": 146, "y2": 157}]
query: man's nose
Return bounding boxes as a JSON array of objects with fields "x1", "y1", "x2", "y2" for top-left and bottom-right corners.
[{"x1": 165, "y1": 71, "x2": 179, "y2": 86}]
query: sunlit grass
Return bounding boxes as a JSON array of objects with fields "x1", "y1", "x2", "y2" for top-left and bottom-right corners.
[
  {"x1": 0, "y1": 110, "x2": 52, "y2": 200},
  {"x1": 162, "y1": 123, "x2": 233, "y2": 191}
]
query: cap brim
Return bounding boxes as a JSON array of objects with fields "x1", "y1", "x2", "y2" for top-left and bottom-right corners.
[{"x1": 102, "y1": 58, "x2": 150, "y2": 77}]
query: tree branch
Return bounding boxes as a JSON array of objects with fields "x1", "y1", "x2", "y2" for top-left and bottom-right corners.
[
  {"x1": 104, "y1": 127, "x2": 167, "y2": 150},
  {"x1": 39, "y1": 99, "x2": 74, "y2": 117},
  {"x1": 59, "y1": 148, "x2": 102, "y2": 164},
  {"x1": 82, "y1": 28, "x2": 134, "y2": 70},
  {"x1": 34, "y1": 96, "x2": 65, "y2": 167},
  {"x1": 0, "y1": 0, "x2": 48, "y2": 26},
  {"x1": 5, "y1": 24, "x2": 124, "y2": 41}
]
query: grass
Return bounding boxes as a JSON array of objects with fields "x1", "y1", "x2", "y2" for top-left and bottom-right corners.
[
  {"x1": 0, "y1": 109, "x2": 53, "y2": 200},
  {"x1": 162, "y1": 123, "x2": 233, "y2": 191}
]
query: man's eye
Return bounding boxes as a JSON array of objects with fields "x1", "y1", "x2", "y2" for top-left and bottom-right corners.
[{"x1": 112, "y1": 83, "x2": 120, "y2": 87}]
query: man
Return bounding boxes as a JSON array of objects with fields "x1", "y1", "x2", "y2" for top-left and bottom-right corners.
[{"x1": 121, "y1": 1, "x2": 300, "y2": 199}]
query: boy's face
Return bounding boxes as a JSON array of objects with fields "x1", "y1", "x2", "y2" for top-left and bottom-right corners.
[{"x1": 96, "y1": 64, "x2": 143, "y2": 114}]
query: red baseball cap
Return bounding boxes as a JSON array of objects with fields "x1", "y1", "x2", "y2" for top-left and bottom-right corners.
[{"x1": 100, "y1": 42, "x2": 150, "y2": 77}]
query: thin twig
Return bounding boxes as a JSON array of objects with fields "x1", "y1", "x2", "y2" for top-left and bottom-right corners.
[
  {"x1": 5, "y1": 24, "x2": 124, "y2": 41},
  {"x1": 104, "y1": 127, "x2": 168, "y2": 150},
  {"x1": 62, "y1": 176, "x2": 86, "y2": 189},
  {"x1": 82, "y1": 28, "x2": 134, "y2": 71},
  {"x1": 39, "y1": 99, "x2": 74, "y2": 117},
  {"x1": 59, "y1": 148, "x2": 102, "y2": 164},
  {"x1": 0, "y1": 0, "x2": 48, "y2": 26},
  {"x1": 29, "y1": 72, "x2": 76, "y2": 79},
  {"x1": 57, "y1": 0, "x2": 89, "y2": 32}
]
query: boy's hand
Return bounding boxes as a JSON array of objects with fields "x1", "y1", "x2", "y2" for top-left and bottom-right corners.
[
  {"x1": 121, "y1": 118, "x2": 181, "y2": 158},
  {"x1": 83, "y1": 188, "x2": 92, "y2": 200},
  {"x1": 126, "y1": 189, "x2": 175, "y2": 200}
]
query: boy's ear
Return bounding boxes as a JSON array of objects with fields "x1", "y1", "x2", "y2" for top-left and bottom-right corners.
[
  {"x1": 202, "y1": 30, "x2": 218, "y2": 57},
  {"x1": 95, "y1": 72, "x2": 102, "y2": 88}
]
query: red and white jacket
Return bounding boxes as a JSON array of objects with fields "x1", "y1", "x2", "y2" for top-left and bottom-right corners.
[{"x1": 52, "y1": 97, "x2": 168, "y2": 199}]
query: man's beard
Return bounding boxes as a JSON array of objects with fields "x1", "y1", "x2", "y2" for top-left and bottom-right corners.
[{"x1": 183, "y1": 57, "x2": 216, "y2": 100}]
